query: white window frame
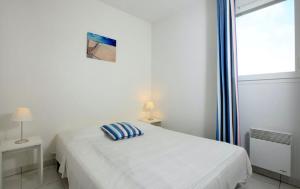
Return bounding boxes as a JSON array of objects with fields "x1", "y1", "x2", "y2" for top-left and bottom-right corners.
[{"x1": 237, "y1": 0, "x2": 300, "y2": 82}]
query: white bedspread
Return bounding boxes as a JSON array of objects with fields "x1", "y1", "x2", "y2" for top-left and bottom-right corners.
[{"x1": 56, "y1": 122, "x2": 252, "y2": 189}]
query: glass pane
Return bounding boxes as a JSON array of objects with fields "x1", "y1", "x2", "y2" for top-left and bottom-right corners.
[{"x1": 236, "y1": 0, "x2": 295, "y2": 76}]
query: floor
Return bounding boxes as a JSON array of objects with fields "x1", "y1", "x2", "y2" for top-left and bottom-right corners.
[
  {"x1": 3, "y1": 166, "x2": 68, "y2": 189},
  {"x1": 243, "y1": 173, "x2": 299, "y2": 189},
  {"x1": 3, "y1": 166, "x2": 299, "y2": 189}
]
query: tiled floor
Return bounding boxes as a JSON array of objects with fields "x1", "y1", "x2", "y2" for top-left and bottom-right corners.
[
  {"x1": 3, "y1": 166, "x2": 299, "y2": 189},
  {"x1": 243, "y1": 173, "x2": 299, "y2": 189},
  {"x1": 3, "y1": 166, "x2": 68, "y2": 189}
]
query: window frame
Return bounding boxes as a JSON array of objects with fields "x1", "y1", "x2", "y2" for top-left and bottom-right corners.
[{"x1": 236, "y1": 0, "x2": 299, "y2": 82}]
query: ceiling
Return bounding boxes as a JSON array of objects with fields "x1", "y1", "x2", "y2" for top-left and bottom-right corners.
[{"x1": 99, "y1": 0, "x2": 198, "y2": 22}]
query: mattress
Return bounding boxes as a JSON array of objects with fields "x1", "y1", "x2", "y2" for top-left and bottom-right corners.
[{"x1": 56, "y1": 121, "x2": 252, "y2": 189}]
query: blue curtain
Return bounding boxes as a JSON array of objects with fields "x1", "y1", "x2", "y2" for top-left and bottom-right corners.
[{"x1": 216, "y1": 0, "x2": 240, "y2": 145}]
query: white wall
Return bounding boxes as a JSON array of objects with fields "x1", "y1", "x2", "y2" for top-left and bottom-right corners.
[
  {"x1": 239, "y1": 0, "x2": 300, "y2": 181},
  {"x1": 0, "y1": 0, "x2": 151, "y2": 173},
  {"x1": 152, "y1": 0, "x2": 217, "y2": 139},
  {"x1": 239, "y1": 80, "x2": 300, "y2": 182}
]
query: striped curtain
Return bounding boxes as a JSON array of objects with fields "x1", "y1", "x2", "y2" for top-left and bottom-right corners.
[{"x1": 216, "y1": 0, "x2": 240, "y2": 145}]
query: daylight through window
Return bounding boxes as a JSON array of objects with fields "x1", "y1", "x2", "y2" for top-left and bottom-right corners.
[{"x1": 236, "y1": 0, "x2": 295, "y2": 76}]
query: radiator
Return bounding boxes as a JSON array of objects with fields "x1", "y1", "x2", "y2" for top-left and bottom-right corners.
[{"x1": 250, "y1": 128, "x2": 292, "y2": 176}]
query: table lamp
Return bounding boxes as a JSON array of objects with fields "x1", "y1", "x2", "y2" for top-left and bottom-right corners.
[
  {"x1": 144, "y1": 101, "x2": 155, "y2": 120},
  {"x1": 11, "y1": 107, "x2": 32, "y2": 144}
]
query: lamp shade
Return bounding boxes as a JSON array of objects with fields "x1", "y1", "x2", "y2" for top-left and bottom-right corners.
[
  {"x1": 144, "y1": 101, "x2": 155, "y2": 111},
  {"x1": 11, "y1": 107, "x2": 32, "y2": 122}
]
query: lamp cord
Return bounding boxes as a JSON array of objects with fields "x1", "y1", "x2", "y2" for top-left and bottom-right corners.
[
  {"x1": 278, "y1": 175, "x2": 300, "y2": 189},
  {"x1": 20, "y1": 166, "x2": 23, "y2": 189},
  {"x1": 278, "y1": 174, "x2": 281, "y2": 189}
]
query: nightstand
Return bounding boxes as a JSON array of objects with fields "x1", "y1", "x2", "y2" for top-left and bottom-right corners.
[
  {"x1": 0, "y1": 136, "x2": 43, "y2": 189},
  {"x1": 139, "y1": 119, "x2": 162, "y2": 127}
]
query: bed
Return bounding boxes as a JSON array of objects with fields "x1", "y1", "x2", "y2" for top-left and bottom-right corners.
[{"x1": 55, "y1": 121, "x2": 252, "y2": 189}]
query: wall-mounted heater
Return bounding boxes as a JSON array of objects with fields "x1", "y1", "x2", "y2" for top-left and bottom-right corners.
[{"x1": 250, "y1": 128, "x2": 292, "y2": 176}]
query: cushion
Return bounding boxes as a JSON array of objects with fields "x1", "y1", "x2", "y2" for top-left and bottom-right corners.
[{"x1": 101, "y1": 122, "x2": 143, "y2": 141}]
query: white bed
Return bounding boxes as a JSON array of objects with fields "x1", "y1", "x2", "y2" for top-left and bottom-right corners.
[{"x1": 56, "y1": 121, "x2": 252, "y2": 189}]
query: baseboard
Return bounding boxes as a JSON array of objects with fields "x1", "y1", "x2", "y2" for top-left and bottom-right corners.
[
  {"x1": 3, "y1": 158, "x2": 56, "y2": 177},
  {"x1": 253, "y1": 166, "x2": 300, "y2": 187}
]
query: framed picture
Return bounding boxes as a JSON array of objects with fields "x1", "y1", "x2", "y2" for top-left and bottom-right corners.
[{"x1": 87, "y1": 32, "x2": 117, "y2": 62}]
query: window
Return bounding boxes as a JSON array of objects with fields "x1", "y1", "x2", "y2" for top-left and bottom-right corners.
[{"x1": 236, "y1": 0, "x2": 295, "y2": 77}]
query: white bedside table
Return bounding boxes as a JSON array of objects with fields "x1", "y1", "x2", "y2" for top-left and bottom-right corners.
[
  {"x1": 139, "y1": 118, "x2": 162, "y2": 126},
  {"x1": 0, "y1": 136, "x2": 43, "y2": 189}
]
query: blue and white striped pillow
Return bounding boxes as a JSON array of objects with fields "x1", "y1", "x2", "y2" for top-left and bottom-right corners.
[{"x1": 101, "y1": 122, "x2": 143, "y2": 141}]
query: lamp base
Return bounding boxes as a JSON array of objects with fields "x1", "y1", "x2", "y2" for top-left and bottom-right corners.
[{"x1": 15, "y1": 139, "x2": 29, "y2": 144}]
